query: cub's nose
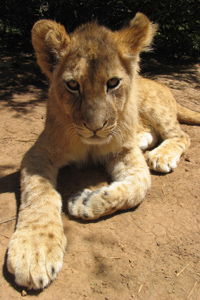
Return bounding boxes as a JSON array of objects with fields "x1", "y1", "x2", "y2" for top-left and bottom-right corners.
[{"x1": 83, "y1": 120, "x2": 107, "y2": 133}]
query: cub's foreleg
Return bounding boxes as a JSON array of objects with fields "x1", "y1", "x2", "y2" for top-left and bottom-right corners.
[
  {"x1": 7, "y1": 145, "x2": 66, "y2": 289},
  {"x1": 68, "y1": 146, "x2": 151, "y2": 220}
]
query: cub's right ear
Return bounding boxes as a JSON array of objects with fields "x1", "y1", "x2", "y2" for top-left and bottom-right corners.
[{"x1": 32, "y1": 19, "x2": 70, "y2": 80}]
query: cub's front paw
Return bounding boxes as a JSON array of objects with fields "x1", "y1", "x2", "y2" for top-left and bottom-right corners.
[
  {"x1": 68, "y1": 188, "x2": 113, "y2": 220},
  {"x1": 7, "y1": 225, "x2": 67, "y2": 289}
]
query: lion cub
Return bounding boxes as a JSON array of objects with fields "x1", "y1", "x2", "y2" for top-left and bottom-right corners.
[{"x1": 7, "y1": 13, "x2": 200, "y2": 289}]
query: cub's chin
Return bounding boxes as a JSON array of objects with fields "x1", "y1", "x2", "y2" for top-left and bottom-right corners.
[{"x1": 80, "y1": 135, "x2": 112, "y2": 145}]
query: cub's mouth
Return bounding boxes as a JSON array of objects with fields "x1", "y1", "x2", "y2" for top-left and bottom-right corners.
[{"x1": 78, "y1": 132, "x2": 113, "y2": 145}]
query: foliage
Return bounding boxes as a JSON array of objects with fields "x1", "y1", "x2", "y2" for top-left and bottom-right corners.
[{"x1": 0, "y1": 0, "x2": 200, "y2": 58}]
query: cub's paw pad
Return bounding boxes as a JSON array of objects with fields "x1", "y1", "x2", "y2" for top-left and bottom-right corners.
[
  {"x1": 68, "y1": 189, "x2": 92, "y2": 204},
  {"x1": 68, "y1": 188, "x2": 110, "y2": 220}
]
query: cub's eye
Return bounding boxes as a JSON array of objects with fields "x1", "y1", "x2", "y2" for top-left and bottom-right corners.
[
  {"x1": 66, "y1": 80, "x2": 80, "y2": 93},
  {"x1": 107, "y1": 77, "x2": 120, "y2": 90}
]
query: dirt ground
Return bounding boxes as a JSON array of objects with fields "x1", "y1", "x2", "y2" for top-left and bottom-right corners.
[{"x1": 0, "y1": 52, "x2": 200, "y2": 300}]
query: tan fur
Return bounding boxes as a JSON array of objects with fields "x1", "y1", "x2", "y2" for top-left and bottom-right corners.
[{"x1": 7, "y1": 13, "x2": 200, "y2": 289}]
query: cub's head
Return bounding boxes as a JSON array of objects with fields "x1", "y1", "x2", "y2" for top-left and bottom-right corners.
[{"x1": 32, "y1": 13, "x2": 157, "y2": 145}]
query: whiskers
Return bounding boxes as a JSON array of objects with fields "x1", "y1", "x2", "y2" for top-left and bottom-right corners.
[
  {"x1": 64, "y1": 122, "x2": 79, "y2": 144},
  {"x1": 65, "y1": 121, "x2": 126, "y2": 146},
  {"x1": 74, "y1": 124, "x2": 93, "y2": 139},
  {"x1": 109, "y1": 124, "x2": 124, "y2": 143}
]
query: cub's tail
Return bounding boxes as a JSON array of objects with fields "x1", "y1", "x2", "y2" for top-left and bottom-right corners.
[{"x1": 177, "y1": 103, "x2": 200, "y2": 125}]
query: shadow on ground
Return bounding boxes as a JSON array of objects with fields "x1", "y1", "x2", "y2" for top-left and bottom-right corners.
[
  {"x1": 0, "y1": 52, "x2": 48, "y2": 114},
  {"x1": 140, "y1": 53, "x2": 200, "y2": 86}
]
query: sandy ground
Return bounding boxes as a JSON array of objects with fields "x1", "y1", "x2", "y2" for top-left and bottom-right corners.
[{"x1": 0, "y1": 53, "x2": 200, "y2": 300}]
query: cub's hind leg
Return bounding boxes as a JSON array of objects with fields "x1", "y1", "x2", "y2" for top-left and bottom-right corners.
[
  {"x1": 146, "y1": 99, "x2": 190, "y2": 173},
  {"x1": 138, "y1": 78, "x2": 190, "y2": 173},
  {"x1": 147, "y1": 122, "x2": 190, "y2": 173},
  {"x1": 137, "y1": 117, "x2": 158, "y2": 151}
]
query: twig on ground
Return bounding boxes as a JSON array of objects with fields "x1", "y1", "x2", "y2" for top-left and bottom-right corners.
[
  {"x1": 138, "y1": 284, "x2": 143, "y2": 293},
  {"x1": 187, "y1": 280, "x2": 198, "y2": 299},
  {"x1": 176, "y1": 263, "x2": 190, "y2": 277},
  {"x1": 15, "y1": 139, "x2": 36, "y2": 143},
  {"x1": 0, "y1": 217, "x2": 16, "y2": 225},
  {"x1": 0, "y1": 233, "x2": 10, "y2": 239}
]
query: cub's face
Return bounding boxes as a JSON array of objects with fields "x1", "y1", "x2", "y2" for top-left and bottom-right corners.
[
  {"x1": 32, "y1": 13, "x2": 156, "y2": 145},
  {"x1": 53, "y1": 26, "x2": 132, "y2": 145}
]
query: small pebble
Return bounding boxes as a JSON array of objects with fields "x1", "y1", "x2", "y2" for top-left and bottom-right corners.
[
  {"x1": 184, "y1": 156, "x2": 190, "y2": 162},
  {"x1": 21, "y1": 290, "x2": 27, "y2": 296}
]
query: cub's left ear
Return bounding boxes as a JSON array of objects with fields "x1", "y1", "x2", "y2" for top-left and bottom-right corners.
[{"x1": 116, "y1": 12, "x2": 158, "y2": 57}]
